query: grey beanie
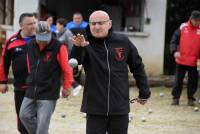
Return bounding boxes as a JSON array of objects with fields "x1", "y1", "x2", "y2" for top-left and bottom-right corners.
[{"x1": 36, "y1": 21, "x2": 52, "y2": 42}]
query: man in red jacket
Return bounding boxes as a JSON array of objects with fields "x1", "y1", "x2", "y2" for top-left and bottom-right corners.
[
  {"x1": 170, "y1": 10, "x2": 200, "y2": 106},
  {"x1": 0, "y1": 13, "x2": 36, "y2": 134}
]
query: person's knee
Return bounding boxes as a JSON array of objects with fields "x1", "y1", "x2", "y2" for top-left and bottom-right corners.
[
  {"x1": 19, "y1": 108, "x2": 30, "y2": 123},
  {"x1": 19, "y1": 110, "x2": 25, "y2": 122}
]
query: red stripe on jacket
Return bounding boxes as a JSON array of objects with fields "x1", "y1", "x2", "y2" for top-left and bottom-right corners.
[
  {"x1": 26, "y1": 54, "x2": 31, "y2": 74},
  {"x1": 0, "y1": 45, "x2": 8, "y2": 83}
]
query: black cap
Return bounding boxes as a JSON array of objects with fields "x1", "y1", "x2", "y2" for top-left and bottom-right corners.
[{"x1": 190, "y1": 10, "x2": 200, "y2": 20}]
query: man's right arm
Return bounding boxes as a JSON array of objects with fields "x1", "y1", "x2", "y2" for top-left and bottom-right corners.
[
  {"x1": 0, "y1": 42, "x2": 11, "y2": 93},
  {"x1": 0, "y1": 44, "x2": 11, "y2": 83},
  {"x1": 170, "y1": 27, "x2": 181, "y2": 55}
]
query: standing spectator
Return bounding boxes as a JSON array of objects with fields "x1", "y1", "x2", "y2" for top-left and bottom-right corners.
[
  {"x1": 71, "y1": 10, "x2": 150, "y2": 134},
  {"x1": 67, "y1": 12, "x2": 88, "y2": 95},
  {"x1": 46, "y1": 14, "x2": 56, "y2": 33},
  {"x1": 19, "y1": 21, "x2": 73, "y2": 134},
  {"x1": 56, "y1": 18, "x2": 73, "y2": 55},
  {"x1": 66, "y1": 12, "x2": 88, "y2": 35},
  {"x1": 170, "y1": 10, "x2": 200, "y2": 106},
  {"x1": 0, "y1": 12, "x2": 36, "y2": 134}
]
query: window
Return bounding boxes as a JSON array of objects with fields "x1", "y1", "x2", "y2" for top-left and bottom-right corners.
[
  {"x1": 0, "y1": 0, "x2": 14, "y2": 25},
  {"x1": 38, "y1": 0, "x2": 146, "y2": 32},
  {"x1": 123, "y1": 0, "x2": 145, "y2": 32},
  {"x1": 99, "y1": 0, "x2": 145, "y2": 32}
]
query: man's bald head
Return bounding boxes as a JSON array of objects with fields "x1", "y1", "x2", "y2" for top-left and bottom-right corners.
[
  {"x1": 89, "y1": 10, "x2": 110, "y2": 21},
  {"x1": 89, "y1": 10, "x2": 112, "y2": 38}
]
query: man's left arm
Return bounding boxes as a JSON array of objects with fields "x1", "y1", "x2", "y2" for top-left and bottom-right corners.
[
  {"x1": 57, "y1": 44, "x2": 74, "y2": 97},
  {"x1": 127, "y1": 40, "x2": 151, "y2": 102}
]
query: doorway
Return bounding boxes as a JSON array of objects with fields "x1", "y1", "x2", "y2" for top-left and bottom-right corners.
[{"x1": 164, "y1": 0, "x2": 200, "y2": 75}]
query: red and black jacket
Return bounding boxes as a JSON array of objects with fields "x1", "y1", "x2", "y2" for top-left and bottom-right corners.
[
  {"x1": 25, "y1": 38, "x2": 73, "y2": 100},
  {"x1": 170, "y1": 21, "x2": 200, "y2": 66},
  {"x1": 0, "y1": 30, "x2": 33, "y2": 90}
]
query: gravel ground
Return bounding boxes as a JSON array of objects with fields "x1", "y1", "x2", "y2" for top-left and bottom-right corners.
[{"x1": 0, "y1": 85, "x2": 200, "y2": 134}]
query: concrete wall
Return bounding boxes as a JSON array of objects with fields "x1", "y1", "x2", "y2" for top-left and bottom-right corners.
[
  {"x1": 129, "y1": 0, "x2": 167, "y2": 76},
  {"x1": 3, "y1": 0, "x2": 167, "y2": 76}
]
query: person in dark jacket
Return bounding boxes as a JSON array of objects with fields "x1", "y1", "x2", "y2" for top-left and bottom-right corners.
[
  {"x1": 170, "y1": 10, "x2": 200, "y2": 106},
  {"x1": 0, "y1": 12, "x2": 36, "y2": 134},
  {"x1": 71, "y1": 10, "x2": 151, "y2": 134},
  {"x1": 19, "y1": 21, "x2": 73, "y2": 134}
]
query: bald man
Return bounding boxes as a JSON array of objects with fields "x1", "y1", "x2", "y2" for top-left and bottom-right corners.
[{"x1": 71, "y1": 10, "x2": 151, "y2": 134}]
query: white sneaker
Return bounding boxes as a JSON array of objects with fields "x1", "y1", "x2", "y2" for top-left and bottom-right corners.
[
  {"x1": 83, "y1": 113, "x2": 87, "y2": 118},
  {"x1": 72, "y1": 85, "x2": 82, "y2": 96},
  {"x1": 128, "y1": 113, "x2": 133, "y2": 122}
]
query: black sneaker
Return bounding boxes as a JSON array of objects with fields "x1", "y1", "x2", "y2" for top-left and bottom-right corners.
[{"x1": 171, "y1": 99, "x2": 179, "y2": 105}]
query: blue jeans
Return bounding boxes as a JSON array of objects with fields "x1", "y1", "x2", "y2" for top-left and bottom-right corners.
[{"x1": 19, "y1": 97, "x2": 56, "y2": 134}]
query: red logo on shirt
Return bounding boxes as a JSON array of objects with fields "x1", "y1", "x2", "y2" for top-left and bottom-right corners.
[
  {"x1": 44, "y1": 52, "x2": 52, "y2": 62},
  {"x1": 115, "y1": 48, "x2": 124, "y2": 61}
]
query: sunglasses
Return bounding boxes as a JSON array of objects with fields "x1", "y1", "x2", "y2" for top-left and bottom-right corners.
[{"x1": 89, "y1": 20, "x2": 110, "y2": 26}]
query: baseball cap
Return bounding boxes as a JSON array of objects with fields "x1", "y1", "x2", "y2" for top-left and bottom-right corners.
[
  {"x1": 190, "y1": 10, "x2": 200, "y2": 20},
  {"x1": 36, "y1": 21, "x2": 52, "y2": 42}
]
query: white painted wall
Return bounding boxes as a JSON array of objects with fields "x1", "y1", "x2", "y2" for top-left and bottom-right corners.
[
  {"x1": 6, "y1": 0, "x2": 39, "y2": 37},
  {"x1": 3, "y1": 0, "x2": 166, "y2": 76},
  {"x1": 129, "y1": 0, "x2": 167, "y2": 75}
]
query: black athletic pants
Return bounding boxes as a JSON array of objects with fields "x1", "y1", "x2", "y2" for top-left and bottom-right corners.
[
  {"x1": 172, "y1": 64, "x2": 198, "y2": 100},
  {"x1": 14, "y1": 89, "x2": 29, "y2": 134},
  {"x1": 86, "y1": 114, "x2": 128, "y2": 134}
]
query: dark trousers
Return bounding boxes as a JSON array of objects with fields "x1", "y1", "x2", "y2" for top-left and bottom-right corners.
[
  {"x1": 172, "y1": 64, "x2": 198, "y2": 100},
  {"x1": 14, "y1": 89, "x2": 29, "y2": 134},
  {"x1": 86, "y1": 114, "x2": 128, "y2": 134}
]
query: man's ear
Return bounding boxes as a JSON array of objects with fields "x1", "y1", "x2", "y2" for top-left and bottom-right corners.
[
  {"x1": 109, "y1": 20, "x2": 112, "y2": 29},
  {"x1": 19, "y1": 22, "x2": 23, "y2": 28}
]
